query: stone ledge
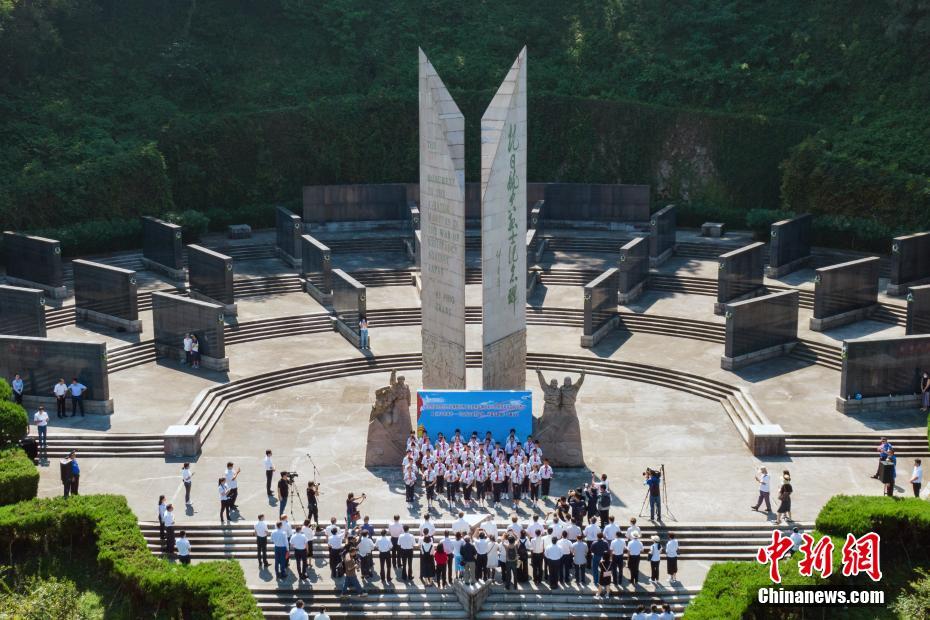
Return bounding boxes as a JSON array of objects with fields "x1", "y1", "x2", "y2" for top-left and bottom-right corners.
[
  {"x1": 764, "y1": 254, "x2": 811, "y2": 278},
  {"x1": 836, "y1": 393, "x2": 920, "y2": 414},
  {"x1": 649, "y1": 246, "x2": 674, "y2": 268},
  {"x1": 227, "y1": 224, "x2": 252, "y2": 239},
  {"x1": 618, "y1": 280, "x2": 645, "y2": 305},
  {"x1": 164, "y1": 424, "x2": 201, "y2": 458},
  {"x1": 274, "y1": 247, "x2": 302, "y2": 269},
  {"x1": 721, "y1": 341, "x2": 797, "y2": 371},
  {"x1": 809, "y1": 304, "x2": 877, "y2": 332},
  {"x1": 304, "y1": 279, "x2": 332, "y2": 306},
  {"x1": 140, "y1": 257, "x2": 186, "y2": 283},
  {"x1": 702, "y1": 222, "x2": 725, "y2": 237},
  {"x1": 581, "y1": 315, "x2": 619, "y2": 349},
  {"x1": 749, "y1": 423, "x2": 786, "y2": 456},
  {"x1": 4, "y1": 275, "x2": 68, "y2": 300},
  {"x1": 23, "y1": 394, "x2": 114, "y2": 415},
  {"x1": 75, "y1": 307, "x2": 143, "y2": 333}
]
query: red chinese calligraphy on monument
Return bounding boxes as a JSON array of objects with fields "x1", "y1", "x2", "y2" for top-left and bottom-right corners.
[
  {"x1": 841, "y1": 532, "x2": 882, "y2": 582},
  {"x1": 797, "y1": 534, "x2": 834, "y2": 578},
  {"x1": 756, "y1": 530, "x2": 794, "y2": 583}
]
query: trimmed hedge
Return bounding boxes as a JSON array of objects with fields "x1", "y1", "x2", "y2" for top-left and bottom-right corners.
[
  {"x1": 0, "y1": 399, "x2": 28, "y2": 447},
  {"x1": 0, "y1": 495, "x2": 261, "y2": 619},
  {"x1": 0, "y1": 447, "x2": 39, "y2": 505},
  {"x1": 684, "y1": 496, "x2": 930, "y2": 619},
  {"x1": 0, "y1": 377, "x2": 12, "y2": 401}
]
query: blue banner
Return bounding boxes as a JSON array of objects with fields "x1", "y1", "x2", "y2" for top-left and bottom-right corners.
[{"x1": 416, "y1": 390, "x2": 533, "y2": 444}]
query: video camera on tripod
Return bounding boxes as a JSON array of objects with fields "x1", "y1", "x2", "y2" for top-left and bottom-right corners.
[{"x1": 281, "y1": 471, "x2": 299, "y2": 484}]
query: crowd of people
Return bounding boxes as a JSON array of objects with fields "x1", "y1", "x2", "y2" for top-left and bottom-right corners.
[
  {"x1": 399, "y1": 428, "x2": 556, "y2": 512},
  {"x1": 11, "y1": 373, "x2": 88, "y2": 418}
]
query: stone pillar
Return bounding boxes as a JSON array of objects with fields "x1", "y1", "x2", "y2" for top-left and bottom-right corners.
[
  {"x1": 419, "y1": 48, "x2": 467, "y2": 389},
  {"x1": 187, "y1": 245, "x2": 236, "y2": 315},
  {"x1": 0, "y1": 285, "x2": 46, "y2": 337},
  {"x1": 72, "y1": 260, "x2": 142, "y2": 332},
  {"x1": 481, "y1": 47, "x2": 528, "y2": 390}
]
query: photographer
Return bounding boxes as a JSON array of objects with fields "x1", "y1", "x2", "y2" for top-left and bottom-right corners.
[
  {"x1": 306, "y1": 481, "x2": 320, "y2": 526},
  {"x1": 277, "y1": 471, "x2": 291, "y2": 515},
  {"x1": 346, "y1": 492, "x2": 366, "y2": 529},
  {"x1": 644, "y1": 469, "x2": 661, "y2": 521}
]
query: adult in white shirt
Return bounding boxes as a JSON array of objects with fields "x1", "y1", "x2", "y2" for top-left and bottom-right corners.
[
  {"x1": 175, "y1": 530, "x2": 192, "y2": 564},
  {"x1": 419, "y1": 514, "x2": 436, "y2": 537},
  {"x1": 631, "y1": 605, "x2": 648, "y2": 620},
  {"x1": 911, "y1": 458, "x2": 923, "y2": 498},
  {"x1": 388, "y1": 516, "x2": 405, "y2": 571},
  {"x1": 327, "y1": 525, "x2": 345, "y2": 579},
  {"x1": 255, "y1": 514, "x2": 270, "y2": 568},
  {"x1": 288, "y1": 600, "x2": 309, "y2": 620},
  {"x1": 181, "y1": 462, "x2": 193, "y2": 505},
  {"x1": 507, "y1": 515, "x2": 524, "y2": 539},
  {"x1": 752, "y1": 466, "x2": 772, "y2": 513},
  {"x1": 648, "y1": 535, "x2": 662, "y2": 584},
  {"x1": 602, "y1": 516, "x2": 620, "y2": 541},
  {"x1": 474, "y1": 533, "x2": 493, "y2": 580},
  {"x1": 543, "y1": 536, "x2": 563, "y2": 588},
  {"x1": 53, "y1": 378, "x2": 68, "y2": 418},
  {"x1": 290, "y1": 525, "x2": 310, "y2": 580},
  {"x1": 481, "y1": 518, "x2": 498, "y2": 539},
  {"x1": 625, "y1": 518, "x2": 641, "y2": 541},
  {"x1": 163, "y1": 504, "x2": 176, "y2": 555},
  {"x1": 527, "y1": 516, "x2": 545, "y2": 539},
  {"x1": 264, "y1": 450, "x2": 275, "y2": 496},
  {"x1": 584, "y1": 517, "x2": 601, "y2": 544},
  {"x1": 376, "y1": 530, "x2": 394, "y2": 582},
  {"x1": 665, "y1": 532, "x2": 679, "y2": 582},
  {"x1": 33, "y1": 406, "x2": 49, "y2": 452},
  {"x1": 627, "y1": 533, "x2": 644, "y2": 585},
  {"x1": 556, "y1": 533, "x2": 573, "y2": 585},
  {"x1": 485, "y1": 537, "x2": 500, "y2": 581},
  {"x1": 609, "y1": 531, "x2": 626, "y2": 585},
  {"x1": 183, "y1": 334, "x2": 193, "y2": 366},
  {"x1": 271, "y1": 522, "x2": 289, "y2": 580},
  {"x1": 397, "y1": 525, "x2": 416, "y2": 581},
  {"x1": 357, "y1": 531, "x2": 375, "y2": 579},
  {"x1": 312, "y1": 608, "x2": 331, "y2": 620},
  {"x1": 529, "y1": 531, "x2": 545, "y2": 584},
  {"x1": 451, "y1": 512, "x2": 470, "y2": 535},
  {"x1": 223, "y1": 462, "x2": 241, "y2": 511}
]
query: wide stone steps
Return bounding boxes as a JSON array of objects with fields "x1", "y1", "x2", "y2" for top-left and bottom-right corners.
[
  {"x1": 352, "y1": 269, "x2": 416, "y2": 287},
  {"x1": 321, "y1": 238, "x2": 409, "y2": 254},
  {"x1": 253, "y1": 589, "x2": 466, "y2": 619},
  {"x1": 785, "y1": 434, "x2": 930, "y2": 457},
  {"x1": 542, "y1": 237, "x2": 635, "y2": 254},
  {"x1": 788, "y1": 341, "x2": 843, "y2": 370},
  {"x1": 42, "y1": 434, "x2": 163, "y2": 458},
  {"x1": 107, "y1": 339, "x2": 158, "y2": 373},
  {"x1": 476, "y1": 589, "x2": 697, "y2": 619}
]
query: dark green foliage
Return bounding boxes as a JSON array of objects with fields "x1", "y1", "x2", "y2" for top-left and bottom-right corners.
[
  {"x1": 0, "y1": 378, "x2": 12, "y2": 402},
  {"x1": 0, "y1": 0, "x2": 928, "y2": 245},
  {"x1": 0, "y1": 494, "x2": 262, "y2": 619},
  {"x1": 685, "y1": 495, "x2": 930, "y2": 619},
  {"x1": 0, "y1": 447, "x2": 39, "y2": 505},
  {"x1": 0, "y1": 400, "x2": 28, "y2": 447}
]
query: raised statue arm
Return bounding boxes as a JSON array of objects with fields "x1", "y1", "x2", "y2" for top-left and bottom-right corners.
[
  {"x1": 575, "y1": 370, "x2": 586, "y2": 390},
  {"x1": 390, "y1": 369, "x2": 397, "y2": 387},
  {"x1": 536, "y1": 368, "x2": 548, "y2": 390}
]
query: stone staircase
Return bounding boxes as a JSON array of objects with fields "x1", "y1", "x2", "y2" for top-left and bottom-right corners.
[
  {"x1": 785, "y1": 433, "x2": 930, "y2": 458},
  {"x1": 42, "y1": 433, "x2": 163, "y2": 459},
  {"x1": 253, "y1": 588, "x2": 467, "y2": 619},
  {"x1": 476, "y1": 588, "x2": 696, "y2": 619}
]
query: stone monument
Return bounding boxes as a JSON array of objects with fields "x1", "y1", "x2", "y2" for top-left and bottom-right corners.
[
  {"x1": 419, "y1": 48, "x2": 467, "y2": 389},
  {"x1": 481, "y1": 47, "x2": 527, "y2": 390},
  {"x1": 365, "y1": 370, "x2": 414, "y2": 467},
  {"x1": 532, "y1": 368, "x2": 586, "y2": 466}
]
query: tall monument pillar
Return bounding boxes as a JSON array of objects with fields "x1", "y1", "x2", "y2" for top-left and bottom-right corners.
[
  {"x1": 481, "y1": 47, "x2": 528, "y2": 390},
  {"x1": 419, "y1": 49, "x2": 467, "y2": 389}
]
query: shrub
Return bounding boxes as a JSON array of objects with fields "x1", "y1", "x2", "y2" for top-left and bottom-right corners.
[
  {"x1": 0, "y1": 495, "x2": 261, "y2": 619},
  {"x1": 893, "y1": 568, "x2": 930, "y2": 619},
  {"x1": 0, "y1": 400, "x2": 28, "y2": 447},
  {"x1": 0, "y1": 377, "x2": 12, "y2": 401},
  {"x1": 31, "y1": 218, "x2": 144, "y2": 258},
  {"x1": 0, "y1": 575, "x2": 102, "y2": 620},
  {"x1": 166, "y1": 209, "x2": 211, "y2": 243},
  {"x1": 0, "y1": 447, "x2": 39, "y2": 505}
]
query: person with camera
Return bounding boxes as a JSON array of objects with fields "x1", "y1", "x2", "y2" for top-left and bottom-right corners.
[
  {"x1": 346, "y1": 492, "x2": 366, "y2": 529},
  {"x1": 277, "y1": 471, "x2": 292, "y2": 515},
  {"x1": 644, "y1": 468, "x2": 662, "y2": 521},
  {"x1": 306, "y1": 481, "x2": 320, "y2": 526}
]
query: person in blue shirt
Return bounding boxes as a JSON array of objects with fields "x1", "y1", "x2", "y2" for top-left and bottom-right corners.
[
  {"x1": 873, "y1": 437, "x2": 893, "y2": 479},
  {"x1": 11, "y1": 374, "x2": 24, "y2": 404},
  {"x1": 69, "y1": 378, "x2": 87, "y2": 417},
  {"x1": 645, "y1": 470, "x2": 661, "y2": 521},
  {"x1": 69, "y1": 450, "x2": 80, "y2": 495}
]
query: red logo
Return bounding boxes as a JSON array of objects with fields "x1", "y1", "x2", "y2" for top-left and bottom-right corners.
[
  {"x1": 841, "y1": 532, "x2": 882, "y2": 582},
  {"x1": 797, "y1": 534, "x2": 834, "y2": 578},
  {"x1": 756, "y1": 530, "x2": 794, "y2": 583}
]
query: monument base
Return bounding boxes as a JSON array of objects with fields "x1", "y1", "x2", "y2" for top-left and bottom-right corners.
[
  {"x1": 649, "y1": 246, "x2": 674, "y2": 268},
  {"x1": 452, "y1": 579, "x2": 493, "y2": 617},
  {"x1": 333, "y1": 317, "x2": 361, "y2": 349},
  {"x1": 702, "y1": 222, "x2": 725, "y2": 238},
  {"x1": 164, "y1": 424, "x2": 202, "y2": 458},
  {"x1": 721, "y1": 341, "x2": 797, "y2": 370},
  {"x1": 581, "y1": 316, "x2": 619, "y2": 348},
  {"x1": 75, "y1": 307, "x2": 143, "y2": 333},
  {"x1": 836, "y1": 393, "x2": 921, "y2": 414},
  {"x1": 304, "y1": 280, "x2": 332, "y2": 306},
  {"x1": 809, "y1": 304, "x2": 878, "y2": 332},
  {"x1": 887, "y1": 276, "x2": 930, "y2": 296},
  {"x1": 749, "y1": 424, "x2": 786, "y2": 456},
  {"x1": 4, "y1": 276, "x2": 68, "y2": 300},
  {"x1": 155, "y1": 343, "x2": 229, "y2": 372},
  {"x1": 141, "y1": 258, "x2": 186, "y2": 283},
  {"x1": 188, "y1": 290, "x2": 238, "y2": 316},
  {"x1": 364, "y1": 415, "x2": 411, "y2": 467},
  {"x1": 618, "y1": 281, "x2": 645, "y2": 305},
  {"x1": 533, "y1": 413, "x2": 584, "y2": 467},
  {"x1": 714, "y1": 287, "x2": 766, "y2": 316},
  {"x1": 23, "y1": 395, "x2": 114, "y2": 415},
  {"x1": 764, "y1": 255, "x2": 811, "y2": 278},
  {"x1": 274, "y1": 247, "x2": 301, "y2": 269}
]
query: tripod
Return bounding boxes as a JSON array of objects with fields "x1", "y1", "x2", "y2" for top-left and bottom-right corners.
[
  {"x1": 638, "y1": 464, "x2": 676, "y2": 522},
  {"x1": 287, "y1": 477, "x2": 308, "y2": 521}
]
